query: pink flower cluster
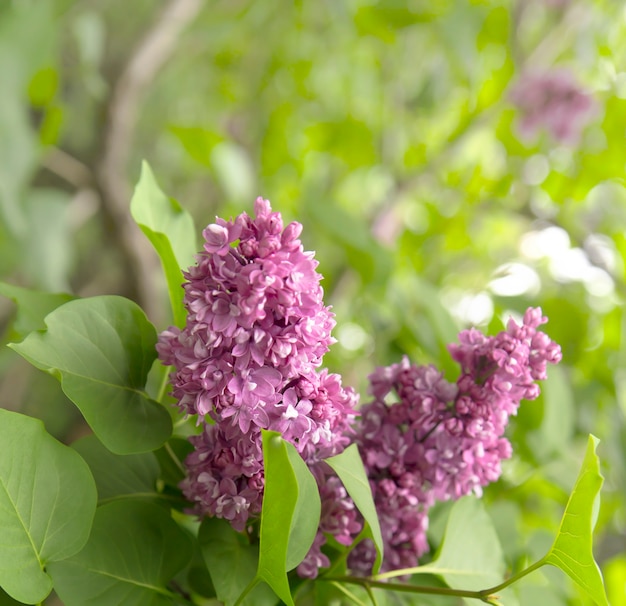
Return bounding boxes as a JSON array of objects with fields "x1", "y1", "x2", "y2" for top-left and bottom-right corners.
[
  {"x1": 349, "y1": 308, "x2": 562, "y2": 574},
  {"x1": 157, "y1": 198, "x2": 359, "y2": 576},
  {"x1": 510, "y1": 69, "x2": 597, "y2": 145}
]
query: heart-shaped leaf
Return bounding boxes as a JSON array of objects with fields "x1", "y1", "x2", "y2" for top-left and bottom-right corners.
[
  {"x1": 545, "y1": 435, "x2": 609, "y2": 606},
  {"x1": 0, "y1": 410, "x2": 96, "y2": 604},
  {"x1": 10, "y1": 295, "x2": 172, "y2": 454},
  {"x1": 48, "y1": 500, "x2": 193, "y2": 605},
  {"x1": 72, "y1": 434, "x2": 160, "y2": 504},
  {"x1": 130, "y1": 161, "x2": 197, "y2": 328},
  {"x1": 379, "y1": 496, "x2": 505, "y2": 590},
  {"x1": 199, "y1": 518, "x2": 278, "y2": 606},
  {"x1": 325, "y1": 443, "x2": 384, "y2": 574}
]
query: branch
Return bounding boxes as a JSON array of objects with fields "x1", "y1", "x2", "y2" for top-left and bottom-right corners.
[{"x1": 96, "y1": 0, "x2": 202, "y2": 320}]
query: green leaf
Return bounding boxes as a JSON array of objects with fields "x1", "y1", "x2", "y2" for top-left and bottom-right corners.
[
  {"x1": 0, "y1": 281, "x2": 74, "y2": 339},
  {"x1": 199, "y1": 518, "x2": 278, "y2": 606},
  {"x1": 48, "y1": 500, "x2": 193, "y2": 606},
  {"x1": 544, "y1": 435, "x2": 609, "y2": 606},
  {"x1": 255, "y1": 431, "x2": 321, "y2": 606},
  {"x1": 405, "y1": 496, "x2": 505, "y2": 590},
  {"x1": 0, "y1": 409, "x2": 97, "y2": 605},
  {"x1": 10, "y1": 295, "x2": 172, "y2": 454},
  {"x1": 325, "y1": 444, "x2": 384, "y2": 574},
  {"x1": 130, "y1": 161, "x2": 197, "y2": 328},
  {"x1": 72, "y1": 434, "x2": 160, "y2": 503}
]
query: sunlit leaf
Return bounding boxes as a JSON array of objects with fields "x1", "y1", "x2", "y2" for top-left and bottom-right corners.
[
  {"x1": 401, "y1": 496, "x2": 505, "y2": 590},
  {"x1": 326, "y1": 443, "x2": 384, "y2": 574},
  {"x1": 48, "y1": 500, "x2": 192, "y2": 605},
  {"x1": 10, "y1": 295, "x2": 172, "y2": 454},
  {"x1": 0, "y1": 410, "x2": 96, "y2": 604},
  {"x1": 199, "y1": 518, "x2": 278, "y2": 606},
  {"x1": 544, "y1": 435, "x2": 609, "y2": 606},
  {"x1": 255, "y1": 431, "x2": 321, "y2": 606},
  {"x1": 72, "y1": 434, "x2": 160, "y2": 504},
  {"x1": 130, "y1": 160, "x2": 197, "y2": 327}
]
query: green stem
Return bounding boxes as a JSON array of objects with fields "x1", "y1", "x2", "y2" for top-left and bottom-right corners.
[
  {"x1": 326, "y1": 555, "x2": 549, "y2": 603},
  {"x1": 157, "y1": 364, "x2": 172, "y2": 403},
  {"x1": 323, "y1": 526, "x2": 370, "y2": 577},
  {"x1": 164, "y1": 440, "x2": 186, "y2": 476},
  {"x1": 233, "y1": 576, "x2": 260, "y2": 606}
]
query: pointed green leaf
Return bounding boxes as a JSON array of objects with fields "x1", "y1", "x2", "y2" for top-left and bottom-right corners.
[
  {"x1": 72, "y1": 434, "x2": 160, "y2": 504},
  {"x1": 130, "y1": 161, "x2": 197, "y2": 328},
  {"x1": 256, "y1": 431, "x2": 321, "y2": 606},
  {"x1": 48, "y1": 500, "x2": 193, "y2": 606},
  {"x1": 199, "y1": 518, "x2": 278, "y2": 606},
  {"x1": 401, "y1": 496, "x2": 505, "y2": 590},
  {"x1": 0, "y1": 410, "x2": 97, "y2": 605},
  {"x1": 325, "y1": 443, "x2": 384, "y2": 574},
  {"x1": 545, "y1": 435, "x2": 609, "y2": 606},
  {"x1": 0, "y1": 281, "x2": 74, "y2": 339},
  {"x1": 9, "y1": 295, "x2": 172, "y2": 454}
]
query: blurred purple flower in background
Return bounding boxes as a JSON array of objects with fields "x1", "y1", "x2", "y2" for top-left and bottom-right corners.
[{"x1": 510, "y1": 69, "x2": 598, "y2": 145}]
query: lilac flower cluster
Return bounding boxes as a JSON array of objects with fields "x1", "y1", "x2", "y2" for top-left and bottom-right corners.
[
  {"x1": 157, "y1": 198, "x2": 359, "y2": 576},
  {"x1": 349, "y1": 308, "x2": 561, "y2": 574},
  {"x1": 510, "y1": 69, "x2": 597, "y2": 145}
]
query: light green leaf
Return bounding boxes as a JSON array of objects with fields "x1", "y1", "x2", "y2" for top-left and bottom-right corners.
[
  {"x1": 254, "y1": 431, "x2": 321, "y2": 606},
  {"x1": 326, "y1": 443, "x2": 384, "y2": 574},
  {"x1": 0, "y1": 409, "x2": 96, "y2": 605},
  {"x1": 48, "y1": 500, "x2": 193, "y2": 605},
  {"x1": 398, "y1": 497, "x2": 505, "y2": 590},
  {"x1": 545, "y1": 435, "x2": 609, "y2": 606},
  {"x1": 10, "y1": 295, "x2": 172, "y2": 454},
  {"x1": 199, "y1": 518, "x2": 277, "y2": 606},
  {"x1": 130, "y1": 160, "x2": 197, "y2": 328},
  {"x1": 72, "y1": 434, "x2": 160, "y2": 504},
  {"x1": 0, "y1": 281, "x2": 74, "y2": 339}
]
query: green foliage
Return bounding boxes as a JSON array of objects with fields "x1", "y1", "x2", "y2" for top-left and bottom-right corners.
[
  {"x1": 544, "y1": 435, "x2": 608, "y2": 606},
  {"x1": 10, "y1": 296, "x2": 172, "y2": 454},
  {"x1": 199, "y1": 518, "x2": 277, "y2": 606},
  {"x1": 72, "y1": 434, "x2": 161, "y2": 504},
  {"x1": 48, "y1": 500, "x2": 193, "y2": 605},
  {"x1": 254, "y1": 431, "x2": 321, "y2": 606},
  {"x1": 0, "y1": 409, "x2": 96, "y2": 604},
  {"x1": 326, "y1": 444, "x2": 384, "y2": 574},
  {"x1": 130, "y1": 161, "x2": 198, "y2": 328},
  {"x1": 404, "y1": 497, "x2": 506, "y2": 591}
]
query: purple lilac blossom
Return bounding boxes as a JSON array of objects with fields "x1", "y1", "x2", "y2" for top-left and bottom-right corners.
[
  {"x1": 158, "y1": 198, "x2": 359, "y2": 576},
  {"x1": 349, "y1": 308, "x2": 561, "y2": 574},
  {"x1": 509, "y1": 69, "x2": 597, "y2": 145}
]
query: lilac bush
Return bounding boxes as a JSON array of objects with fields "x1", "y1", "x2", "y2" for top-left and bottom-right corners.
[
  {"x1": 349, "y1": 308, "x2": 562, "y2": 574},
  {"x1": 157, "y1": 198, "x2": 359, "y2": 573},
  {"x1": 158, "y1": 199, "x2": 562, "y2": 579}
]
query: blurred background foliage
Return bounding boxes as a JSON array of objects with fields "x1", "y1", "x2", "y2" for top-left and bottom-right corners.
[{"x1": 0, "y1": 0, "x2": 625, "y2": 603}]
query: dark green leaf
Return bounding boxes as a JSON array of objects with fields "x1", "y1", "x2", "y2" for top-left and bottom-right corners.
[
  {"x1": 72, "y1": 434, "x2": 160, "y2": 503},
  {"x1": 199, "y1": 518, "x2": 277, "y2": 606},
  {"x1": 545, "y1": 435, "x2": 609, "y2": 606},
  {"x1": 48, "y1": 500, "x2": 193, "y2": 606},
  {"x1": 10, "y1": 295, "x2": 172, "y2": 454},
  {"x1": 0, "y1": 410, "x2": 96, "y2": 604},
  {"x1": 325, "y1": 444, "x2": 384, "y2": 574},
  {"x1": 130, "y1": 161, "x2": 197, "y2": 328}
]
